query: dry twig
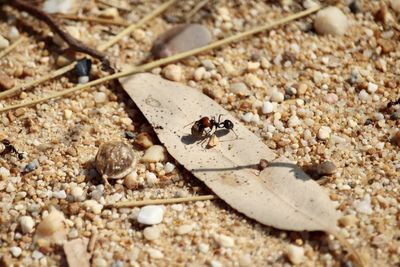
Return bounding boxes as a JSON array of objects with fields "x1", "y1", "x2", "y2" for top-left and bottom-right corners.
[
  {"x1": 0, "y1": 36, "x2": 25, "y2": 59},
  {"x1": 55, "y1": 14, "x2": 129, "y2": 27},
  {"x1": 106, "y1": 195, "x2": 217, "y2": 208}
]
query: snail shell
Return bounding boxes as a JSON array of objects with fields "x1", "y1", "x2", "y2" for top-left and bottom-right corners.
[{"x1": 95, "y1": 141, "x2": 137, "y2": 179}]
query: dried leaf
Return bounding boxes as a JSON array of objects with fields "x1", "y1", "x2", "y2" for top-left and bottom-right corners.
[
  {"x1": 63, "y1": 238, "x2": 90, "y2": 267},
  {"x1": 120, "y1": 74, "x2": 365, "y2": 265}
]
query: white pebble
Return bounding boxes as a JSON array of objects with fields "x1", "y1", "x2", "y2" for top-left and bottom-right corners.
[
  {"x1": 176, "y1": 224, "x2": 193, "y2": 235},
  {"x1": 64, "y1": 109, "x2": 72, "y2": 119},
  {"x1": 10, "y1": 247, "x2": 22, "y2": 257},
  {"x1": 318, "y1": 126, "x2": 331, "y2": 140},
  {"x1": 164, "y1": 162, "x2": 175, "y2": 173},
  {"x1": 194, "y1": 67, "x2": 206, "y2": 81},
  {"x1": 163, "y1": 64, "x2": 182, "y2": 82},
  {"x1": 52, "y1": 190, "x2": 67, "y2": 199},
  {"x1": 358, "y1": 90, "x2": 369, "y2": 101},
  {"x1": 367, "y1": 82, "x2": 378, "y2": 93},
  {"x1": 32, "y1": 250, "x2": 44, "y2": 260},
  {"x1": 43, "y1": 0, "x2": 75, "y2": 14},
  {"x1": 137, "y1": 205, "x2": 165, "y2": 225},
  {"x1": 145, "y1": 171, "x2": 159, "y2": 185},
  {"x1": 303, "y1": 0, "x2": 320, "y2": 9},
  {"x1": 94, "y1": 92, "x2": 107, "y2": 103},
  {"x1": 288, "y1": 115, "x2": 301, "y2": 127},
  {"x1": 241, "y1": 112, "x2": 253, "y2": 122},
  {"x1": 20, "y1": 216, "x2": 35, "y2": 234},
  {"x1": 390, "y1": 0, "x2": 400, "y2": 12},
  {"x1": 287, "y1": 245, "x2": 305, "y2": 264},
  {"x1": 314, "y1": 7, "x2": 348, "y2": 35},
  {"x1": 211, "y1": 260, "x2": 223, "y2": 267},
  {"x1": 141, "y1": 145, "x2": 166, "y2": 162},
  {"x1": 71, "y1": 186, "x2": 83, "y2": 200},
  {"x1": 148, "y1": 248, "x2": 164, "y2": 259},
  {"x1": 270, "y1": 91, "x2": 284, "y2": 103},
  {"x1": 0, "y1": 167, "x2": 10, "y2": 178},
  {"x1": 78, "y1": 76, "x2": 89, "y2": 84},
  {"x1": 217, "y1": 234, "x2": 235, "y2": 248},
  {"x1": 8, "y1": 27, "x2": 20, "y2": 40},
  {"x1": 262, "y1": 101, "x2": 274, "y2": 114},
  {"x1": 355, "y1": 194, "x2": 373, "y2": 215},
  {"x1": 0, "y1": 35, "x2": 10, "y2": 49},
  {"x1": 244, "y1": 74, "x2": 263, "y2": 88},
  {"x1": 143, "y1": 226, "x2": 160, "y2": 240},
  {"x1": 83, "y1": 200, "x2": 103, "y2": 214},
  {"x1": 198, "y1": 243, "x2": 209, "y2": 253}
]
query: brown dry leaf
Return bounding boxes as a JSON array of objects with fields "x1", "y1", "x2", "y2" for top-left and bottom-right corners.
[
  {"x1": 63, "y1": 238, "x2": 90, "y2": 267},
  {"x1": 120, "y1": 73, "x2": 365, "y2": 265}
]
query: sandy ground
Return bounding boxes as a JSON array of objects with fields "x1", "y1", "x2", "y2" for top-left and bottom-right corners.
[{"x1": 0, "y1": 0, "x2": 399, "y2": 266}]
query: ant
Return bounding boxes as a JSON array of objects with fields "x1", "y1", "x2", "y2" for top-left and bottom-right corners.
[
  {"x1": 0, "y1": 139, "x2": 24, "y2": 160},
  {"x1": 189, "y1": 115, "x2": 237, "y2": 139}
]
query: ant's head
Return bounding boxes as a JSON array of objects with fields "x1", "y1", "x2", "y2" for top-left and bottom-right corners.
[
  {"x1": 223, "y1": 120, "x2": 234, "y2": 130},
  {"x1": 1, "y1": 139, "x2": 10, "y2": 146}
]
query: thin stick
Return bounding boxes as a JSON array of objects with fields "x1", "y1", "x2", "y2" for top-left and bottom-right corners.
[
  {"x1": 0, "y1": 36, "x2": 25, "y2": 59},
  {"x1": 55, "y1": 14, "x2": 129, "y2": 27},
  {"x1": 0, "y1": 6, "x2": 321, "y2": 112},
  {"x1": 97, "y1": 0, "x2": 131, "y2": 12},
  {"x1": 98, "y1": 0, "x2": 177, "y2": 51},
  {"x1": 106, "y1": 195, "x2": 217, "y2": 208},
  {"x1": 185, "y1": 0, "x2": 209, "y2": 22},
  {"x1": 329, "y1": 230, "x2": 367, "y2": 267},
  {"x1": 0, "y1": 0, "x2": 177, "y2": 100}
]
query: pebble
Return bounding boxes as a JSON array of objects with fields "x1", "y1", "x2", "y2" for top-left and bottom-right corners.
[
  {"x1": 135, "y1": 132, "x2": 154, "y2": 148},
  {"x1": 20, "y1": 216, "x2": 35, "y2": 234},
  {"x1": 8, "y1": 27, "x2": 20, "y2": 40},
  {"x1": 151, "y1": 24, "x2": 211, "y2": 59},
  {"x1": 349, "y1": 0, "x2": 361, "y2": 14},
  {"x1": 241, "y1": 112, "x2": 253, "y2": 122},
  {"x1": 98, "y1": 7, "x2": 119, "y2": 19},
  {"x1": 137, "y1": 205, "x2": 165, "y2": 225},
  {"x1": 358, "y1": 90, "x2": 369, "y2": 101},
  {"x1": 43, "y1": 0, "x2": 76, "y2": 14},
  {"x1": 143, "y1": 226, "x2": 160, "y2": 240},
  {"x1": 32, "y1": 250, "x2": 44, "y2": 260},
  {"x1": 124, "y1": 171, "x2": 139, "y2": 189},
  {"x1": 230, "y1": 82, "x2": 250, "y2": 95},
  {"x1": 71, "y1": 186, "x2": 83, "y2": 200},
  {"x1": 303, "y1": 0, "x2": 319, "y2": 9},
  {"x1": 84, "y1": 200, "x2": 103, "y2": 214},
  {"x1": 163, "y1": 64, "x2": 182, "y2": 82},
  {"x1": 194, "y1": 67, "x2": 206, "y2": 81},
  {"x1": 164, "y1": 162, "x2": 175, "y2": 173},
  {"x1": 0, "y1": 167, "x2": 10, "y2": 178},
  {"x1": 176, "y1": 224, "x2": 193, "y2": 235},
  {"x1": 338, "y1": 215, "x2": 358, "y2": 227},
  {"x1": 202, "y1": 59, "x2": 215, "y2": 70},
  {"x1": 148, "y1": 248, "x2": 164, "y2": 259},
  {"x1": 314, "y1": 7, "x2": 348, "y2": 35},
  {"x1": 217, "y1": 234, "x2": 235, "y2": 248},
  {"x1": 287, "y1": 245, "x2": 305, "y2": 264},
  {"x1": 390, "y1": 0, "x2": 400, "y2": 12},
  {"x1": 0, "y1": 35, "x2": 10, "y2": 49},
  {"x1": 64, "y1": 109, "x2": 72, "y2": 119},
  {"x1": 315, "y1": 161, "x2": 337, "y2": 176},
  {"x1": 270, "y1": 91, "x2": 284, "y2": 103},
  {"x1": 262, "y1": 101, "x2": 274, "y2": 114},
  {"x1": 244, "y1": 74, "x2": 263, "y2": 88},
  {"x1": 10, "y1": 246, "x2": 22, "y2": 257},
  {"x1": 92, "y1": 258, "x2": 107, "y2": 267},
  {"x1": 145, "y1": 171, "x2": 158, "y2": 185},
  {"x1": 0, "y1": 71, "x2": 14, "y2": 90},
  {"x1": 94, "y1": 92, "x2": 107, "y2": 104},
  {"x1": 198, "y1": 243, "x2": 209, "y2": 253},
  {"x1": 288, "y1": 115, "x2": 301, "y2": 127},
  {"x1": 367, "y1": 82, "x2": 378, "y2": 93},
  {"x1": 318, "y1": 126, "x2": 331, "y2": 140},
  {"x1": 393, "y1": 131, "x2": 400, "y2": 146},
  {"x1": 34, "y1": 209, "x2": 68, "y2": 245},
  {"x1": 24, "y1": 159, "x2": 40, "y2": 172},
  {"x1": 78, "y1": 76, "x2": 89, "y2": 84},
  {"x1": 141, "y1": 145, "x2": 166, "y2": 163},
  {"x1": 52, "y1": 190, "x2": 67, "y2": 199},
  {"x1": 211, "y1": 260, "x2": 222, "y2": 267},
  {"x1": 324, "y1": 93, "x2": 338, "y2": 104},
  {"x1": 355, "y1": 194, "x2": 373, "y2": 214}
]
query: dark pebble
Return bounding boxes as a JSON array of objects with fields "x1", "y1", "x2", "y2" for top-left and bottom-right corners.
[
  {"x1": 23, "y1": 159, "x2": 39, "y2": 172},
  {"x1": 364, "y1": 118, "x2": 373, "y2": 125},
  {"x1": 390, "y1": 111, "x2": 400, "y2": 120},
  {"x1": 125, "y1": 131, "x2": 136, "y2": 139},
  {"x1": 349, "y1": 0, "x2": 361, "y2": 14},
  {"x1": 75, "y1": 58, "x2": 92, "y2": 77},
  {"x1": 315, "y1": 161, "x2": 337, "y2": 176}
]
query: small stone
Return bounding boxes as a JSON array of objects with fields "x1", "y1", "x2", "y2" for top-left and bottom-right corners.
[
  {"x1": 141, "y1": 145, "x2": 166, "y2": 163},
  {"x1": 247, "y1": 61, "x2": 260, "y2": 71},
  {"x1": 64, "y1": 109, "x2": 72, "y2": 119},
  {"x1": 288, "y1": 115, "x2": 301, "y2": 127},
  {"x1": 211, "y1": 260, "x2": 222, "y2": 267},
  {"x1": 314, "y1": 7, "x2": 348, "y2": 35},
  {"x1": 367, "y1": 82, "x2": 378, "y2": 93},
  {"x1": 0, "y1": 71, "x2": 14, "y2": 90},
  {"x1": 83, "y1": 200, "x2": 103, "y2": 214},
  {"x1": 390, "y1": 0, "x2": 400, "y2": 12},
  {"x1": 8, "y1": 27, "x2": 20, "y2": 40},
  {"x1": 318, "y1": 126, "x2": 331, "y2": 140},
  {"x1": 32, "y1": 250, "x2": 44, "y2": 260},
  {"x1": 92, "y1": 258, "x2": 107, "y2": 267},
  {"x1": 10, "y1": 247, "x2": 22, "y2": 257},
  {"x1": 52, "y1": 190, "x2": 67, "y2": 199},
  {"x1": 164, "y1": 162, "x2": 175, "y2": 173},
  {"x1": 338, "y1": 215, "x2": 358, "y2": 227},
  {"x1": 137, "y1": 205, "x2": 165, "y2": 225},
  {"x1": 262, "y1": 101, "x2": 274, "y2": 114},
  {"x1": 23, "y1": 159, "x2": 40, "y2": 172},
  {"x1": 244, "y1": 74, "x2": 263, "y2": 88},
  {"x1": 94, "y1": 92, "x2": 107, "y2": 103},
  {"x1": 198, "y1": 243, "x2": 209, "y2": 253},
  {"x1": 163, "y1": 64, "x2": 182, "y2": 82},
  {"x1": 315, "y1": 161, "x2": 337, "y2": 176},
  {"x1": 124, "y1": 171, "x2": 139, "y2": 189},
  {"x1": 78, "y1": 76, "x2": 89, "y2": 84},
  {"x1": 270, "y1": 91, "x2": 284, "y2": 103},
  {"x1": 241, "y1": 112, "x2": 253, "y2": 122},
  {"x1": 324, "y1": 93, "x2": 338, "y2": 104},
  {"x1": 303, "y1": 0, "x2": 319, "y2": 9},
  {"x1": 98, "y1": 7, "x2": 119, "y2": 19},
  {"x1": 145, "y1": 171, "x2": 159, "y2": 185},
  {"x1": 148, "y1": 248, "x2": 164, "y2": 259},
  {"x1": 216, "y1": 234, "x2": 235, "y2": 248},
  {"x1": 34, "y1": 209, "x2": 68, "y2": 246},
  {"x1": 230, "y1": 82, "x2": 250, "y2": 95},
  {"x1": 287, "y1": 245, "x2": 305, "y2": 265},
  {"x1": 43, "y1": 0, "x2": 76, "y2": 14},
  {"x1": 393, "y1": 131, "x2": 400, "y2": 146},
  {"x1": 20, "y1": 216, "x2": 35, "y2": 234},
  {"x1": 297, "y1": 83, "x2": 308, "y2": 95},
  {"x1": 71, "y1": 186, "x2": 83, "y2": 200},
  {"x1": 349, "y1": 1, "x2": 361, "y2": 14},
  {"x1": 135, "y1": 132, "x2": 154, "y2": 149},
  {"x1": 0, "y1": 167, "x2": 10, "y2": 178},
  {"x1": 0, "y1": 35, "x2": 10, "y2": 49},
  {"x1": 143, "y1": 226, "x2": 160, "y2": 241},
  {"x1": 194, "y1": 67, "x2": 206, "y2": 81},
  {"x1": 355, "y1": 194, "x2": 373, "y2": 214},
  {"x1": 202, "y1": 59, "x2": 215, "y2": 70},
  {"x1": 358, "y1": 90, "x2": 369, "y2": 101},
  {"x1": 176, "y1": 224, "x2": 193, "y2": 235}
]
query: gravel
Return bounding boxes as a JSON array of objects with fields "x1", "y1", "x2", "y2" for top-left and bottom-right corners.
[
  {"x1": 137, "y1": 205, "x2": 165, "y2": 225},
  {"x1": 314, "y1": 7, "x2": 348, "y2": 35}
]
